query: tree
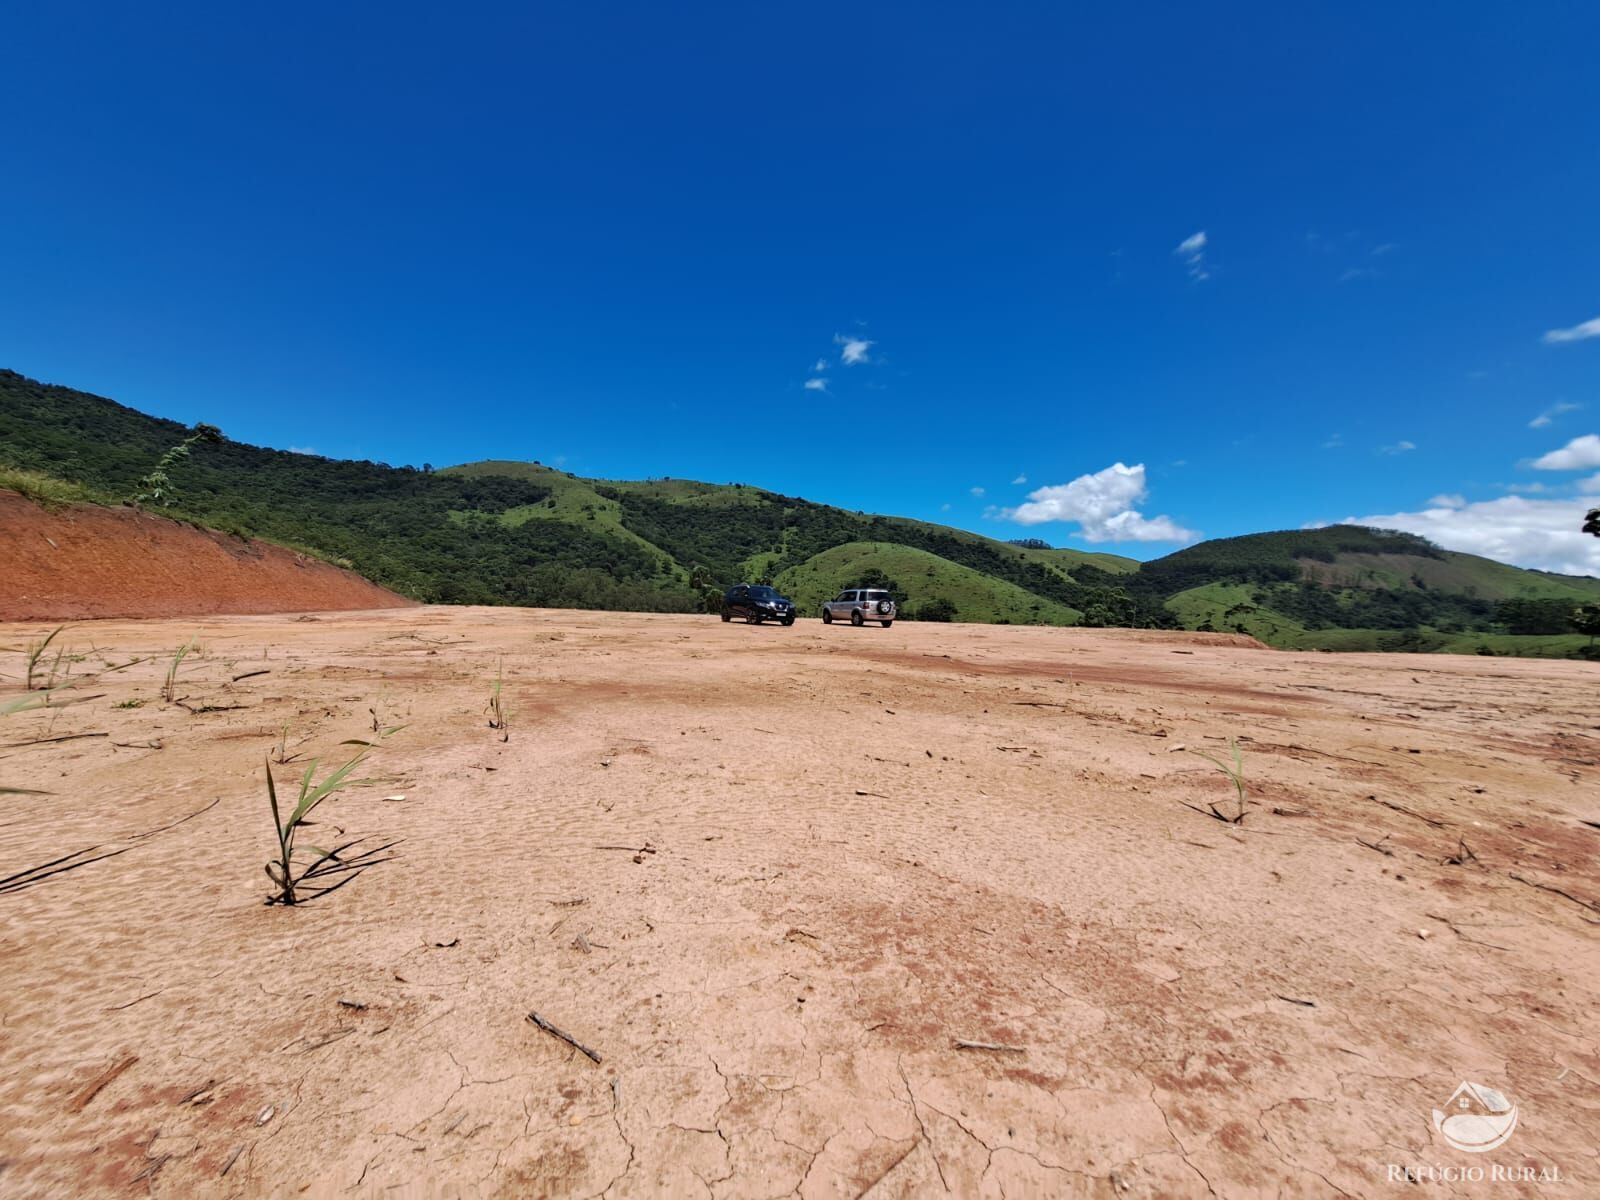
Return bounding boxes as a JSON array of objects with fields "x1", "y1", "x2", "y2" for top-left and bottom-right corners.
[
  {"x1": 914, "y1": 597, "x2": 958, "y2": 622},
  {"x1": 1585, "y1": 509, "x2": 1600, "y2": 537},
  {"x1": 1572, "y1": 603, "x2": 1600, "y2": 660},
  {"x1": 1496, "y1": 597, "x2": 1581, "y2": 636}
]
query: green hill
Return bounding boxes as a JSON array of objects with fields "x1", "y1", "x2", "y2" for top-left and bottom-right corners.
[
  {"x1": 3, "y1": 368, "x2": 1597, "y2": 657},
  {"x1": 1148, "y1": 527, "x2": 1600, "y2": 655},
  {"x1": 444, "y1": 457, "x2": 1154, "y2": 623},
  {"x1": 773, "y1": 542, "x2": 1082, "y2": 624},
  {"x1": 0, "y1": 370, "x2": 1148, "y2": 621}
]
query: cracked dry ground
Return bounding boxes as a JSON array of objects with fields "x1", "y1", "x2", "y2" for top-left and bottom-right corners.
[{"x1": 1, "y1": 608, "x2": 1597, "y2": 1197}]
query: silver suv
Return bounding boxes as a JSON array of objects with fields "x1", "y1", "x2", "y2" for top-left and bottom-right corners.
[{"x1": 821, "y1": 588, "x2": 897, "y2": 627}]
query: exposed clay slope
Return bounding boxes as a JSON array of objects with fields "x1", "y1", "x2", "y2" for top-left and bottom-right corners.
[
  {"x1": 0, "y1": 609, "x2": 1594, "y2": 1196},
  {"x1": 0, "y1": 490, "x2": 412, "y2": 620}
]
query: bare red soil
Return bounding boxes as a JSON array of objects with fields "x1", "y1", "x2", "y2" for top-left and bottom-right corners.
[
  {"x1": 0, "y1": 490, "x2": 412, "y2": 620},
  {"x1": 1, "y1": 608, "x2": 1595, "y2": 1196}
]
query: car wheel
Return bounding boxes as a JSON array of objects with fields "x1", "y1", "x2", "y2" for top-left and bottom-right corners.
[
  {"x1": 748, "y1": 611, "x2": 763, "y2": 624},
  {"x1": 721, "y1": 612, "x2": 730, "y2": 622},
  {"x1": 851, "y1": 610, "x2": 864, "y2": 626},
  {"x1": 822, "y1": 609, "x2": 833, "y2": 624},
  {"x1": 881, "y1": 620, "x2": 893, "y2": 627},
  {"x1": 782, "y1": 615, "x2": 795, "y2": 626}
]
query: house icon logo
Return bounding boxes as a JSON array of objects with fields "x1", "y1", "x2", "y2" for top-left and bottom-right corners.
[{"x1": 1432, "y1": 1082, "x2": 1519, "y2": 1153}]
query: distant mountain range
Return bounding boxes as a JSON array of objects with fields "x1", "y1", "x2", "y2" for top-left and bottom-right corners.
[{"x1": 4, "y1": 368, "x2": 1597, "y2": 657}]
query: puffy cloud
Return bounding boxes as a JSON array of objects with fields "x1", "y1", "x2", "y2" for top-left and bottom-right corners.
[
  {"x1": 998, "y1": 462, "x2": 1198, "y2": 543},
  {"x1": 1346, "y1": 496, "x2": 1600, "y2": 576},
  {"x1": 1011, "y1": 474, "x2": 1027, "y2": 485},
  {"x1": 1533, "y1": 433, "x2": 1600, "y2": 471},
  {"x1": 1542, "y1": 315, "x2": 1600, "y2": 345},
  {"x1": 802, "y1": 378, "x2": 828, "y2": 392},
  {"x1": 834, "y1": 334, "x2": 873, "y2": 365},
  {"x1": 1580, "y1": 474, "x2": 1600, "y2": 495},
  {"x1": 970, "y1": 486, "x2": 985, "y2": 498},
  {"x1": 1428, "y1": 494, "x2": 1466, "y2": 509},
  {"x1": 1378, "y1": 440, "x2": 1417, "y2": 455}
]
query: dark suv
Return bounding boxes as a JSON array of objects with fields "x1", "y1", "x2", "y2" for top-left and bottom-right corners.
[{"x1": 720, "y1": 584, "x2": 797, "y2": 625}]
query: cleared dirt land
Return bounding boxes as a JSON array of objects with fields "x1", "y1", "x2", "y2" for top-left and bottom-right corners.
[{"x1": 1, "y1": 608, "x2": 1596, "y2": 1197}]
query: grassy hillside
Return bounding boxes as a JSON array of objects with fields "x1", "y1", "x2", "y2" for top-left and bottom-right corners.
[
  {"x1": 2, "y1": 372, "x2": 1145, "y2": 623},
  {"x1": 4, "y1": 368, "x2": 1596, "y2": 656},
  {"x1": 1301, "y1": 549, "x2": 1600, "y2": 601},
  {"x1": 1150, "y1": 527, "x2": 1600, "y2": 658},
  {"x1": 1162, "y1": 583, "x2": 1307, "y2": 643},
  {"x1": 0, "y1": 373, "x2": 699, "y2": 611},
  {"x1": 441, "y1": 460, "x2": 686, "y2": 579},
  {"x1": 774, "y1": 542, "x2": 1082, "y2": 624},
  {"x1": 447, "y1": 457, "x2": 1158, "y2": 624}
]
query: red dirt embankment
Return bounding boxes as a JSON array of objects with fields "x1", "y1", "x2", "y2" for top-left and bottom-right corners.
[{"x1": 0, "y1": 489, "x2": 413, "y2": 620}]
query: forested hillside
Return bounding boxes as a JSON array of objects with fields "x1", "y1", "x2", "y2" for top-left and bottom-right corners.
[
  {"x1": 0, "y1": 371, "x2": 698, "y2": 610},
  {"x1": 4, "y1": 368, "x2": 1598, "y2": 656}
]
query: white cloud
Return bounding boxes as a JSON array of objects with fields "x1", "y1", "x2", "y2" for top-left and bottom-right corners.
[
  {"x1": 1543, "y1": 315, "x2": 1600, "y2": 345},
  {"x1": 1378, "y1": 440, "x2": 1417, "y2": 455},
  {"x1": 1580, "y1": 474, "x2": 1600, "y2": 495},
  {"x1": 835, "y1": 334, "x2": 874, "y2": 365},
  {"x1": 1011, "y1": 474, "x2": 1027, "y2": 485},
  {"x1": 997, "y1": 462, "x2": 1198, "y2": 543},
  {"x1": 803, "y1": 378, "x2": 828, "y2": 392},
  {"x1": 1428, "y1": 493, "x2": 1467, "y2": 509},
  {"x1": 970, "y1": 486, "x2": 986, "y2": 498},
  {"x1": 1322, "y1": 433, "x2": 1345, "y2": 450},
  {"x1": 1096, "y1": 510, "x2": 1199, "y2": 542},
  {"x1": 1530, "y1": 401, "x2": 1580, "y2": 429},
  {"x1": 1346, "y1": 497, "x2": 1600, "y2": 576},
  {"x1": 1533, "y1": 433, "x2": 1600, "y2": 471},
  {"x1": 1371, "y1": 242, "x2": 1396, "y2": 257},
  {"x1": 940, "y1": 503, "x2": 951, "y2": 512},
  {"x1": 287, "y1": 445, "x2": 316, "y2": 455},
  {"x1": 811, "y1": 358, "x2": 828, "y2": 373},
  {"x1": 1174, "y1": 231, "x2": 1210, "y2": 281}
]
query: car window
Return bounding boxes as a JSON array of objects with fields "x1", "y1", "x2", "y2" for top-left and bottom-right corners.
[
  {"x1": 749, "y1": 586, "x2": 776, "y2": 599},
  {"x1": 838, "y1": 592, "x2": 856, "y2": 602},
  {"x1": 866, "y1": 591, "x2": 890, "y2": 601}
]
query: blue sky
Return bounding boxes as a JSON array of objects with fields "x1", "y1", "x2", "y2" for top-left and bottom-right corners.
[{"x1": 5, "y1": 3, "x2": 1600, "y2": 571}]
